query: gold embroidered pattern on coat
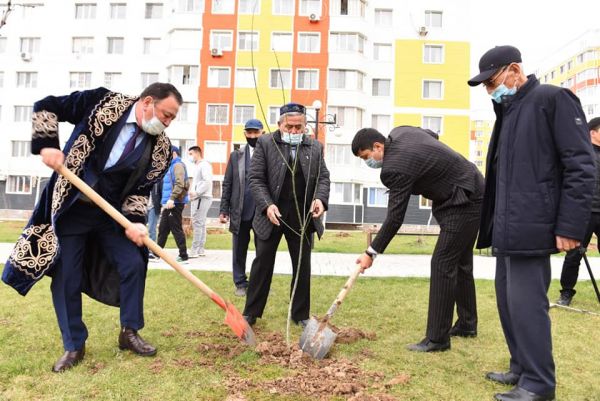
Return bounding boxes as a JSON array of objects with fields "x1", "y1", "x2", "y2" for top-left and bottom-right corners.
[
  {"x1": 88, "y1": 92, "x2": 137, "y2": 137},
  {"x1": 51, "y1": 134, "x2": 91, "y2": 215},
  {"x1": 146, "y1": 133, "x2": 171, "y2": 181},
  {"x1": 31, "y1": 111, "x2": 59, "y2": 139},
  {"x1": 122, "y1": 195, "x2": 148, "y2": 216},
  {"x1": 9, "y1": 224, "x2": 58, "y2": 279}
]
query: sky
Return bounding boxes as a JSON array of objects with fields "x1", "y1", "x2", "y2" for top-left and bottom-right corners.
[{"x1": 468, "y1": 0, "x2": 600, "y2": 116}]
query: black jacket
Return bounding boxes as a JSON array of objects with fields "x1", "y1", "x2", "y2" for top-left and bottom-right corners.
[
  {"x1": 220, "y1": 145, "x2": 251, "y2": 234},
  {"x1": 371, "y1": 126, "x2": 484, "y2": 253},
  {"x1": 477, "y1": 75, "x2": 595, "y2": 255},
  {"x1": 249, "y1": 131, "x2": 330, "y2": 241},
  {"x1": 592, "y1": 145, "x2": 600, "y2": 213}
]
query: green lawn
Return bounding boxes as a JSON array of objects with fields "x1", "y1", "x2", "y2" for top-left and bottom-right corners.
[{"x1": 1, "y1": 270, "x2": 599, "y2": 400}]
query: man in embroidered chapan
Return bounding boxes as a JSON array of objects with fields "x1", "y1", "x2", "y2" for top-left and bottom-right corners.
[{"x1": 1, "y1": 83, "x2": 180, "y2": 372}]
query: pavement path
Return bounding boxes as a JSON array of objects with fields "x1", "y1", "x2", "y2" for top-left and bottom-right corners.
[{"x1": 0, "y1": 242, "x2": 597, "y2": 281}]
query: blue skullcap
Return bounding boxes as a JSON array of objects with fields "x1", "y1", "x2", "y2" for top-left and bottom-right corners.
[{"x1": 279, "y1": 102, "x2": 306, "y2": 116}]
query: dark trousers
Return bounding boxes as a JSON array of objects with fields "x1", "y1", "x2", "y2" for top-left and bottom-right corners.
[
  {"x1": 496, "y1": 255, "x2": 555, "y2": 396},
  {"x1": 425, "y1": 202, "x2": 480, "y2": 343},
  {"x1": 560, "y1": 212, "x2": 600, "y2": 295},
  {"x1": 244, "y1": 210, "x2": 312, "y2": 322},
  {"x1": 157, "y1": 203, "x2": 188, "y2": 259},
  {"x1": 52, "y1": 202, "x2": 146, "y2": 351},
  {"x1": 232, "y1": 219, "x2": 254, "y2": 288}
]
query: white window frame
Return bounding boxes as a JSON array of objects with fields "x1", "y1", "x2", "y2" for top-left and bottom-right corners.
[
  {"x1": 19, "y1": 37, "x2": 41, "y2": 54},
  {"x1": 75, "y1": 3, "x2": 97, "y2": 19},
  {"x1": 141, "y1": 72, "x2": 159, "y2": 87},
  {"x1": 373, "y1": 42, "x2": 392, "y2": 61},
  {"x1": 239, "y1": 0, "x2": 260, "y2": 14},
  {"x1": 212, "y1": 0, "x2": 234, "y2": 13},
  {"x1": 70, "y1": 72, "x2": 92, "y2": 89},
  {"x1": 238, "y1": 31, "x2": 259, "y2": 52},
  {"x1": 419, "y1": 195, "x2": 433, "y2": 209},
  {"x1": 422, "y1": 79, "x2": 443, "y2": 100},
  {"x1": 367, "y1": 187, "x2": 389, "y2": 207},
  {"x1": 14, "y1": 105, "x2": 33, "y2": 122},
  {"x1": 207, "y1": 66, "x2": 231, "y2": 88},
  {"x1": 72, "y1": 37, "x2": 94, "y2": 54},
  {"x1": 104, "y1": 72, "x2": 122, "y2": 88},
  {"x1": 269, "y1": 68, "x2": 291, "y2": 89},
  {"x1": 16, "y1": 71, "x2": 37, "y2": 88},
  {"x1": 271, "y1": 32, "x2": 293, "y2": 52},
  {"x1": 296, "y1": 69, "x2": 319, "y2": 90},
  {"x1": 299, "y1": 0, "x2": 321, "y2": 16},
  {"x1": 206, "y1": 104, "x2": 229, "y2": 125},
  {"x1": 109, "y1": 3, "x2": 126, "y2": 19},
  {"x1": 422, "y1": 115, "x2": 443, "y2": 135},
  {"x1": 6, "y1": 176, "x2": 32, "y2": 195},
  {"x1": 233, "y1": 105, "x2": 255, "y2": 124},
  {"x1": 371, "y1": 114, "x2": 391, "y2": 133},
  {"x1": 210, "y1": 30, "x2": 234, "y2": 51},
  {"x1": 272, "y1": 0, "x2": 294, "y2": 15},
  {"x1": 268, "y1": 106, "x2": 279, "y2": 125},
  {"x1": 145, "y1": 2, "x2": 163, "y2": 19},
  {"x1": 372, "y1": 78, "x2": 391, "y2": 96},
  {"x1": 176, "y1": 0, "x2": 203, "y2": 13},
  {"x1": 424, "y1": 10, "x2": 443, "y2": 28},
  {"x1": 203, "y1": 140, "x2": 228, "y2": 163},
  {"x1": 330, "y1": 182, "x2": 360, "y2": 205},
  {"x1": 235, "y1": 68, "x2": 257, "y2": 88},
  {"x1": 374, "y1": 8, "x2": 392, "y2": 26},
  {"x1": 11, "y1": 140, "x2": 31, "y2": 157},
  {"x1": 143, "y1": 38, "x2": 161, "y2": 55},
  {"x1": 423, "y1": 44, "x2": 444, "y2": 64},
  {"x1": 297, "y1": 32, "x2": 320, "y2": 53},
  {"x1": 106, "y1": 37, "x2": 124, "y2": 55}
]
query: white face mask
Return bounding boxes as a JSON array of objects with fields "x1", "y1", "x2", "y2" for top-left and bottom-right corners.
[
  {"x1": 142, "y1": 103, "x2": 166, "y2": 136},
  {"x1": 281, "y1": 132, "x2": 303, "y2": 145}
]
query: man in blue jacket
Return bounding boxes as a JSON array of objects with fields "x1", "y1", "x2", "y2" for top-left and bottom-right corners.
[{"x1": 469, "y1": 46, "x2": 595, "y2": 401}]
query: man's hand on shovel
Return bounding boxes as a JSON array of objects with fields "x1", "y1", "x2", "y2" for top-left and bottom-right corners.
[
  {"x1": 356, "y1": 252, "x2": 374, "y2": 273},
  {"x1": 125, "y1": 224, "x2": 148, "y2": 247}
]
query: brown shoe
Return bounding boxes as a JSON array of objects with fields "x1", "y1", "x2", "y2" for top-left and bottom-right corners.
[
  {"x1": 52, "y1": 347, "x2": 85, "y2": 372},
  {"x1": 118, "y1": 327, "x2": 157, "y2": 356}
]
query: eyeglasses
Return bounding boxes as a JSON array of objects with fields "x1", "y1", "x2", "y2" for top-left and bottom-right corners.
[{"x1": 482, "y1": 66, "x2": 507, "y2": 88}]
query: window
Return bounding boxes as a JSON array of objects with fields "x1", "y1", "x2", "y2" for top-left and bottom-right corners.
[
  {"x1": 143, "y1": 38, "x2": 161, "y2": 54},
  {"x1": 475, "y1": 130, "x2": 484, "y2": 138},
  {"x1": 422, "y1": 116, "x2": 442, "y2": 134},
  {"x1": 75, "y1": 3, "x2": 96, "y2": 19},
  {"x1": 239, "y1": 0, "x2": 259, "y2": 14},
  {"x1": 567, "y1": 60, "x2": 573, "y2": 70},
  {"x1": 419, "y1": 195, "x2": 433, "y2": 209},
  {"x1": 12, "y1": 141, "x2": 31, "y2": 157},
  {"x1": 373, "y1": 43, "x2": 392, "y2": 61},
  {"x1": 328, "y1": 69, "x2": 364, "y2": 91},
  {"x1": 176, "y1": 0, "x2": 202, "y2": 13},
  {"x1": 372, "y1": 114, "x2": 390, "y2": 133},
  {"x1": 269, "y1": 106, "x2": 279, "y2": 125},
  {"x1": 326, "y1": 144, "x2": 360, "y2": 166},
  {"x1": 577, "y1": 50, "x2": 597, "y2": 64},
  {"x1": 368, "y1": 188, "x2": 388, "y2": 207},
  {"x1": 423, "y1": 80, "x2": 443, "y2": 99},
  {"x1": 297, "y1": 69, "x2": 319, "y2": 90},
  {"x1": 7, "y1": 176, "x2": 32, "y2": 194},
  {"x1": 0, "y1": 37, "x2": 6, "y2": 53},
  {"x1": 212, "y1": 0, "x2": 234, "y2": 13},
  {"x1": 104, "y1": 72, "x2": 122, "y2": 88},
  {"x1": 273, "y1": 0, "x2": 293, "y2": 15},
  {"x1": 14, "y1": 106, "x2": 33, "y2": 122},
  {"x1": 271, "y1": 32, "x2": 293, "y2": 52},
  {"x1": 372, "y1": 79, "x2": 390, "y2": 96},
  {"x1": 168, "y1": 65, "x2": 199, "y2": 85},
  {"x1": 19, "y1": 37, "x2": 40, "y2": 54},
  {"x1": 330, "y1": 32, "x2": 365, "y2": 53},
  {"x1": 475, "y1": 160, "x2": 483, "y2": 167},
  {"x1": 176, "y1": 102, "x2": 197, "y2": 122},
  {"x1": 298, "y1": 33, "x2": 320, "y2": 53},
  {"x1": 576, "y1": 68, "x2": 598, "y2": 82},
  {"x1": 107, "y1": 37, "x2": 124, "y2": 54},
  {"x1": 335, "y1": 0, "x2": 365, "y2": 17},
  {"x1": 425, "y1": 10, "x2": 442, "y2": 28},
  {"x1": 238, "y1": 32, "x2": 258, "y2": 51},
  {"x1": 299, "y1": 0, "x2": 320, "y2": 15},
  {"x1": 234, "y1": 105, "x2": 255, "y2": 124},
  {"x1": 235, "y1": 68, "x2": 257, "y2": 88},
  {"x1": 423, "y1": 45, "x2": 443, "y2": 63},
  {"x1": 270, "y1": 69, "x2": 291, "y2": 89},
  {"x1": 70, "y1": 72, "x2": 92, "y2": 88},
  {"x1": 207, "y1": 67, "x2": 230, "y2": 87},
  {"x1": 329, "y1": 106, "x2": 363, "y2": 129},
  {"x1": 16, "y1": 72, "x2": 37, "y2": 88},
  {"x1": 204, "y1": 141, "x2": 228, "y2": 163},
  {"x1": 145, "y1": 3, "x2": 163, "y2": 18},
  {"x1": 141, "y1": 72, "x2": 159, "y2": 87},
  {"x1": 210, "y1": 30, "x2": 233, "y2": 51},
  {"x1": 560, "y1": 65, "x2": 565, "y2": 74},
  {"x1": 206, "y1": 104, "x2": 229, "y2": 125},
  {"x1": 330, "y1": 183, "x2": 359, "y2": 204},
  {"x1": 72, "y1": 37, "x2": 94, "y2": 54},
  {"x1": 374, "y1": 9, "x2": 392, "y2": 26},
  {"x1": 110, "y1": 3, "x2": 126, "y2": 18}
]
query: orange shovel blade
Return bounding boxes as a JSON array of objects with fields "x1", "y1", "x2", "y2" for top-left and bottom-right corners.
[{"x1": 224, "y1": 300, "x2": 256, "y2": 346}]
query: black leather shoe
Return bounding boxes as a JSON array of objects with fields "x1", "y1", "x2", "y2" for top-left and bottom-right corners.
[
  {"x1": 556, "y1": 290, "x2": 574, "y2": 306},
  {"x1": 449, "y1": 325, "x2": 477, "y2": 338},
  {"x1": 294, "y1": 319, "x2": 309, "y2": 329},
  {"x1": 52, "y1": 347, "x2": 85, "y2": 372},
  {"x1": 406, "y1": 337, "x2": 450, "y2": 352},
  {"x1": 486, "y1": 371, "x2": 521, "y2": 385},
  {"x1": 243, "y1": 315, "x2": 257, "y2": 326},
  {"x1": 494, "y1": 386, "x2": 555, "y2": 401},
  {"x1": 118, "y1": 327, "x2": 157, "y2": 356}
]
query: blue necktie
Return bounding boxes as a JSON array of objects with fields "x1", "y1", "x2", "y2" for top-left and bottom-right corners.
[{"x1": 117, "y1": 125, "x2": 141, "y2": 163}]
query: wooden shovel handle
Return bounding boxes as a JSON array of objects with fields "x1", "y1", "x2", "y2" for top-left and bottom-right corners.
[
  {"x1": 324, "y1": 264, "x2": 363, "y2": 319},
  {"x1": 57, "y1": 165, "x2": 228, "y2": 311}
]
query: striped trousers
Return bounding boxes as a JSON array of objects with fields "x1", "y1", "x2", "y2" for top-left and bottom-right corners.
[{"x1": 425, "y1": 200, "x2": 481, "y2": 343}]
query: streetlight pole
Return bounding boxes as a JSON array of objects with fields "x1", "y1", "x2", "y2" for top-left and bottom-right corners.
[{"x1": 312, "y1": 99, "x2": 322, "y2": 141}]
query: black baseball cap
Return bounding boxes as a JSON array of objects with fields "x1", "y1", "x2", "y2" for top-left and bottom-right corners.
[
  {"x1": 468, "y1": 45, "x2": 522, "y2": 87},
  {"x1": 589, "y1": 117, "x2": 600, "y2": 131}
]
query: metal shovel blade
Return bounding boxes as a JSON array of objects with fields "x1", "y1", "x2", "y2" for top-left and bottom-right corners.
[
  {"x1": 223, "y1": 300, "x2": 257, "y2": 346},
  {"x1": 299, "y1": 317, "x2": 338, "y2": 359}
]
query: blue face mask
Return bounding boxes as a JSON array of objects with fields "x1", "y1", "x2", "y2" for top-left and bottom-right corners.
[
  {"x1": 281, "y1": 132, "x2": 303, "y2": 145},
  {"x1": 491, "y1": 84, "x2": 517, "y2": 103},
  {"x1": 365, "y1": 157, "x2": 383, "y2": 169}
]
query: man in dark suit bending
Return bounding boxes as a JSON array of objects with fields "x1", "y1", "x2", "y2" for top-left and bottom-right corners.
[{"x1": 354, "y1": 126, "x2": 484, "y2": 352}]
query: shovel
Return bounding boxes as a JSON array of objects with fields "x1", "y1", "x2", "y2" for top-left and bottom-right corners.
[
  {"x1": 57, "y1": 165, "x2": 256, "y2": 346},
  {"x1": 299, "y1": 264, "x2": 363, "y2": 359}
]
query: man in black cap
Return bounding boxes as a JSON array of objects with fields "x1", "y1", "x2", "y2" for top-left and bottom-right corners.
[
  {"x1": 243, "y1": 103, "x2": 330, "y2": 327},
  {"x1": 219, "y1": 118, "x2": 265, "y2": 296},
  {"x1": 469, "y1": 46, "x2": 595, "y2": 401},
  {"x1": 556, "y1": 116, "x2": 600, "y2": 306}
]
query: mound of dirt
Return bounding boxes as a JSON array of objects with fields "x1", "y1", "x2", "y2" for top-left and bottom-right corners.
[{"x1": 333, "y1": 327, "x2": 377, "y2": 344}]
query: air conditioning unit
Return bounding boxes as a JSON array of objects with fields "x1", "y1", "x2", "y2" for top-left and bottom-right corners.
[
  {"x1": 309, "y1": 13, "x2": 320, "y2": 22},
  {"x1": 418, "y1": 26, "x2": 428, "y2": 36},
  {"x1": 210, "y1": 47, "x2": 223, "y2": 57},
  {"x1": 21, "y1": 52, "x2": 32, "y2": 61}
]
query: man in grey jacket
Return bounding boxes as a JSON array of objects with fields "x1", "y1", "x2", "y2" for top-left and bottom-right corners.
[
  {"x1": 243, "y1": 103, "x2": 330, "y2": 326},
  {"x1": 188, "y1": 146, "x2": 213, "y2": 257}
]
